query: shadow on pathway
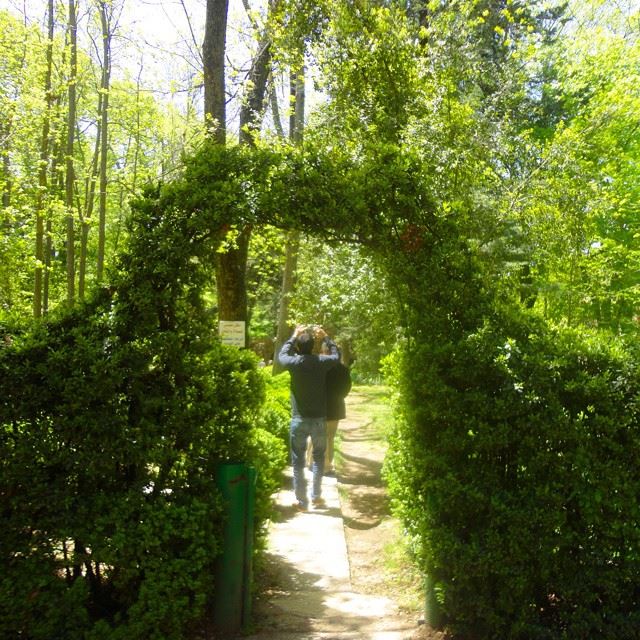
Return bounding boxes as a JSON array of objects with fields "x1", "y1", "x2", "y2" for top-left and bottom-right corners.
[{"x1": 240, "y1": 390, "x2": 446, "y2": 640}]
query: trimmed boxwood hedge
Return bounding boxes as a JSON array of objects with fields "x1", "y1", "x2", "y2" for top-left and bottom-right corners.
[
  {"x1": 385, "y1": 305, "x2": 640, "y2": 640},
  {"x1": 3, "y1": 140, "x2": 638, "y2": 640},
  {"x1": 0, "y1": 149, "x2": 289, "y2": 637}
]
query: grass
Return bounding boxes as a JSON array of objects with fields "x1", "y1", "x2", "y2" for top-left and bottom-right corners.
[
  {"x1": 344, "y1": 384, "x2": 394, "y2": 442},
  {"x1": 382, "y1": 527, "x2": 425, "y2": 613}
]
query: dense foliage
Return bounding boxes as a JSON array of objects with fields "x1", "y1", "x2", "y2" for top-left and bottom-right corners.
[
  {"x1": 0, "y1": 180, "x2": 288, "y2": 638},
  {"x1": 385, "y1": 301, "x2": 640, "y2": 638},
  {"x1": 0, "y1": 6, "x2": 201, "y2": 321},
  {"x1": 290, "y1": 240, "x2": 399, "y2": 380},
  {"x1": 137, "y1": 133, "x2": 640, "y2": 638},
  {"x1": 2, "y1": 1, "x2": 640, "y2": 638}
]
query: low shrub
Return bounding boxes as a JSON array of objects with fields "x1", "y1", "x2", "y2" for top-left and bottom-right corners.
[
  {"x1": 255, "y1": 368, "x2": 292, "y2": 447},
  {"x1": 0, "y1": 291, "x2": 284, "y2": 639},
  {"x1": 249, "y1": 370, "x2": 290, "y2": 549}
]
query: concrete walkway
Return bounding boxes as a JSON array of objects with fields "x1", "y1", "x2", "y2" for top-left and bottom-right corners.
[{"x1": 244, "y1": 468, "x2": 419, "y2": 640}]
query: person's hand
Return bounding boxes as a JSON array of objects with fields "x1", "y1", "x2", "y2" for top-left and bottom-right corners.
[{"x1": 314, "y1": 326, "x2": 327, "y2": 340}]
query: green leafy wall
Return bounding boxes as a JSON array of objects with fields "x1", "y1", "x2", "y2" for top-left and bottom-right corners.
[
  {"x1": 0, "y1": 163, "x2": 288, "y2": 638},
  {"x1": 385, "y1": 289, "x2": 640, "y2": 639}
]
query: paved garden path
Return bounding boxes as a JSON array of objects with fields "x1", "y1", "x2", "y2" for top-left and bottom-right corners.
[{"x1": 244, "y1": 390, "x2": 444, "y2": 640}]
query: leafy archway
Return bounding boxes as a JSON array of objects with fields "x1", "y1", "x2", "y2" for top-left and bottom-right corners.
[
  {"x1": 2, "y1": 141, "x2": 639, "y2": 640},
  {"x1": 1, "y1": 139, "x2": 472, "y2": 639},
  {"x1": 147, "y1": 142, "x2": 640, "y2": 640},
  {"x1": 121, "y1": 139, "x2": 488, "y2": 349}
]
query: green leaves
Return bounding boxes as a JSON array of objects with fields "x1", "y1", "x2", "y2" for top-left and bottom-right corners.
[
  {"x1": 385, "y1": 305, "x2": 640, "y2": 639},
  {"x1": 0, "y1": 214, "x2": 285, "y2": 637},
  {"x1": 502, "y1": 2, "x2": 640, "y2": 331}
]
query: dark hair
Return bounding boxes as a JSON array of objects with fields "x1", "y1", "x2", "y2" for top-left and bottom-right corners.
[{"x1": 295, "y1": 332, "x2": 314, "y2": 355}]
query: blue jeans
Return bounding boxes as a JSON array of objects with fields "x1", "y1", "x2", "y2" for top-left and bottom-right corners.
[{"x1": 290, "y1": 417, "x2": 326, "y2": 506}]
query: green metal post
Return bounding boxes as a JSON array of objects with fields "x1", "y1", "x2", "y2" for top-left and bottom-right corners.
[
  {"x1": 424, "y1": 573, "x2": 443, "y2": 629},
  {"x1": 212, "y1": 463, "x2": 255, "y2": 633},
  {"x1": 242, "y1": 466, "x2": 256, "y2": 628}
]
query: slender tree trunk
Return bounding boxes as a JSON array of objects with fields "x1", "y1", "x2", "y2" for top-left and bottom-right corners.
[
  {"x1": 272, "y1": 68, "x2": 304, "y2": 372},
  {"x1": 44, "y1": 105, "x2": 67, "y2": 314},
  {"x1": 272, "y1": 229, "x2": 301, "y2": 373},
  {"x1": 34, "y1": 0, "x2": 55, "y2": 317},
  {"x1": 44, "y1": 107, "x2": 63, "y2": 315},
  {"x1": 43, "y1": 218, "x2": 53, "y2": 314},
  {"x1": 291, "y1": 69, "x2": 304, "y2": 145},
  {"x1": 270, "y1": 84, "x2": 284, "y2": 137},
  {"x1": 0, "y1": 121, "x2": 10, "y2": 208},
  {"x1": 65, "y1": 0, "x2": 78, "y2": 305},
  {"x1": 238, "y1": 25, "x2": 272, "y2": 145},
  {"x1": 96, "y1": 0, "x2": 111, "y2": 283},
  {"x1": 212, "y1": 0, "x2": 274, "y2": 339},
  {"x1": 79, "y1": 91, "x2": 101, "y2": 300},
  {"x1": 217, "y1": 2, "x2": 275, "y2": 341},
  {"x1": 203, "y1": 0, "x2": 228, "y2": 144}
]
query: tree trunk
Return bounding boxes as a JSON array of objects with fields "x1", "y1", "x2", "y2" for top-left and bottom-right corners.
[
  {"x1": 203, "y1": 0, "x2": 228, "y2": 144},
  {"x1": 272, "y1": 68, "x2": 304, "y2": 372},
  {"x1": 213, "y1": 1, "x2": 274, "y2": 341},
  {"x1": 34, "y1": 0, "x2": 55, "y2": 317},
  {"x1": 291, "y1": 69, "x2": 305, "y2": 145},
  {"x1": 79, "y1": 90, "x2": 101, "y2": 300},
  {"x1": 270, "y1": 84, "x2": 284, "y2": 138},
  {"x1": 0, "y1": 121, "x2": 10, "y2": 209},
  {"x1": 216, "y1": 237, "x2": 251, "y2": 322},
  {"x1": 43, "y1": 105, "x2": 67, "y2": 314},
  {"x1": 238, "y1": 20, "x2": 272, "y2": 145},
  {"x1": 97, "y1": 0, "x2": 111, "y2": 283},
  {"x1": 43, "y1": 217, "x2": 53, "y2": 314},
  {"x1": 65, "y1": 0, "x2": 78, "y2": 305},
  {"x1": 272, "y1": 229, "x2": 301, "y2": 373}
]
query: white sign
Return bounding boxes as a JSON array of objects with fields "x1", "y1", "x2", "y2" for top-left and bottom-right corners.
[{"x1": 219, "y1": 321, "x2": 246, "y2": 348}]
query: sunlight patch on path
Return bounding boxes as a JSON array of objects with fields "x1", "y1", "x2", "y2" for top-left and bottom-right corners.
[{"x1": 246, "y1": 467, "x2": 417, "y2": 639}]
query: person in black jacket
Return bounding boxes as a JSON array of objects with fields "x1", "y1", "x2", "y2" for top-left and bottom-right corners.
[
  {"x1": 278, "y1": 325, "x2": 339, "y2": 511},
  {"x1": 306, "y1": 341, "x2": 351, "y2": 476},
  {"x1": 323, "y1": 348, "x2": 351, "y2": 476}
]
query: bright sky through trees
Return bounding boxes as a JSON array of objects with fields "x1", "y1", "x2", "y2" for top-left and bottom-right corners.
[
  {"x1": 3, "y1": 0, "x2": 321, "y2": 131},
  {"x1": 3, "y1": 0, "x2": 252, "y2": 109}
]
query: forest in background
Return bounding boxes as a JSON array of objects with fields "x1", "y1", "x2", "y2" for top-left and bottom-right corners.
[{"x1": 1, "y1": 0, "x2": 637, "y2": 378}]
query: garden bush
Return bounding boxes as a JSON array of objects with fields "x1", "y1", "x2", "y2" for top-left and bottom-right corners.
[
  {"x1": 0, "y1": 295, "x2": 287, "y2": 639},
  {"x1": 249, "y1": 369, "x2": 291, "y2": 549},
  {"x1": 0, "y1": 175, "x2": 289, "y2": 638},
  {"x1": 255, "y1": 368, "x2": 292, "y2": 447},
  {"x1": 385, "y1": 306, "x2": 640, "y2": 639}
]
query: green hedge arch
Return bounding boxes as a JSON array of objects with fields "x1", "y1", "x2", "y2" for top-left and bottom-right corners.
[
  {"x1": 0, "y1": 140, "x2": 448, "y2": 640},
  {"x1": 145, "y1": 141, "x2": 640, "y2": 639},
  {"x1": 2, "y1": 140, "x2": 639, "y2": 640}
]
